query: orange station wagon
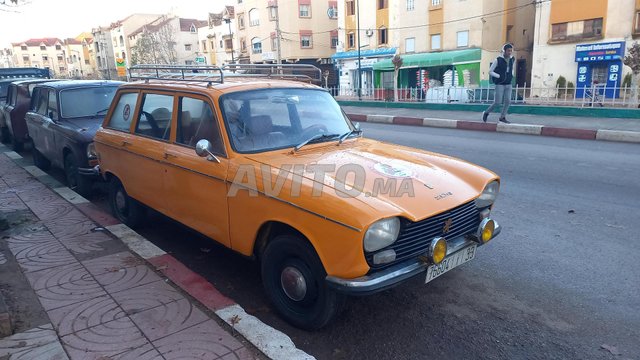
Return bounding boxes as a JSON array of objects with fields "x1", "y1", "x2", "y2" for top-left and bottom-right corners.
[{"x1": 95, "y1": 64, "x2": 502, "y2": 329}]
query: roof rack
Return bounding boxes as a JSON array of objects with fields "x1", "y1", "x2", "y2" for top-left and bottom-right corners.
[
  {"x1": 221, "y1": 63, "x2": 322, "y2": 83},
  {"x1": 128, "y1": 64, "x2": 224, "y2": 85},
  {"x1": 127, "y1": 63, "x2": 322, "y2": 85}
]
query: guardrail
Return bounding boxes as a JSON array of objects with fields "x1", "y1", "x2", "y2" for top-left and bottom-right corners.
[{"x1": 328, "y1": 84, "x2": 640, "y2": 108}]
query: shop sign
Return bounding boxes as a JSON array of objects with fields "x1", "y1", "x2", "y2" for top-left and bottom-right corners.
[{"x1": 575, "y1": 41, "x2": 625, "y2": 62}]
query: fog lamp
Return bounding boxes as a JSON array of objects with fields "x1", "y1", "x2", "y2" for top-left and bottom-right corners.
[
  {"x1": 477, "y1": 218, "x2": 496, "y2": 243},
  {"x1": 429, "y1": 237, "x2": 447, "y2": 265}
]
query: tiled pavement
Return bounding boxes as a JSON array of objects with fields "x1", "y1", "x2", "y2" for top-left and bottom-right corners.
[{"x1": 0, "y1": 153, "x2": 260, "y2": 359}]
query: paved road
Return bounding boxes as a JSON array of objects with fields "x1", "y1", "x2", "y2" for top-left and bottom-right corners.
[{"x1": 21, "y1": 125, "x2": 640, "y2": 359}]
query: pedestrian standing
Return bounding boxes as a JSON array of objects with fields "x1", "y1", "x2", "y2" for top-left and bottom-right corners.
[{"x1": 483, "y1": 43, "x2": 515, "y2": 124}]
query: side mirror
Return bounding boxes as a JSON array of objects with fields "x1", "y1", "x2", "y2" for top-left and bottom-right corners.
[{"x1": 195, "y1": 139, "x2": 220, "y2": 163}]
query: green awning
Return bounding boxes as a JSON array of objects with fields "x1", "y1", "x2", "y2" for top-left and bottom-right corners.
[{"x1": 372, "y1": 48, "x2": 481, "y2": 71}]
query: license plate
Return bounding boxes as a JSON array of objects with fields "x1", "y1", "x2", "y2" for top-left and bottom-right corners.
[{"x1": 425, "y1": 243, "x2": 477, "y2": 284}]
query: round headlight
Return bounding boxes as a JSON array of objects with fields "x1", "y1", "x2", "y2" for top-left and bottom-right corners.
[
  {"x1": 429, "y1": 237, "x2": 447, "y2": 264},
  {"x1": 475, "y1": 180, "x2": 500, "y2": 208},
  {"x1": 364, "y1": 217, "x2": 400, "y2": 252}
]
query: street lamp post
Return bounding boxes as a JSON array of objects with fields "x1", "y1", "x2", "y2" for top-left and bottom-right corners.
[
  {"x1": 356, "y1": 0, "x2": 362, "y2": 101},
  {"x1": 223, "y1": 17, "x2": 235, "y2": 65}
]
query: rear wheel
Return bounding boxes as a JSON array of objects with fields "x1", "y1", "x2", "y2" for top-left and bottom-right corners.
[
  {"x1": 261, "y1": 235, "x2": 345, "y2": 330},
  {"x1": 108, "y1": 177, "x2": 145, "y2": 228},
  {"x1": 32, "y1": 147, "x2": 51, "y2": 170},
  {"x1": 64, "y1": 153, "x2": 92, "y2": 197}
]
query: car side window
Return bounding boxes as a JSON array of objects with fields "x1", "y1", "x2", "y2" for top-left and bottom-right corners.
[
  {"x1": 135, "y1": 93, "x2": 173, "y2": 141},
  {"x1": 8, "y1": 86, "x2": 16, "y2": 106},
  {"x1": 177, "y1": 96, "x2": 224, "y2": 155},
  {"x1": 108, "y1": 92, "x2": 138, "y2": 132},
  {"x1": 35, "y1": 88, "x2": 48, "y2": 115},
  {"x1": 47, "y1": 89, "x2": 58, "y2": 120}
]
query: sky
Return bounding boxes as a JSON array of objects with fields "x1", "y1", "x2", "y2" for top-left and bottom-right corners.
[{"x1": 0, "y1": 0, "x2": 234, "y2": 48}]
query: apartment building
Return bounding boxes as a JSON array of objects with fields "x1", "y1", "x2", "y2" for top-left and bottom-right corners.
[
  {"x1": 11, "y1": 38, "x2": 69, "y2": 76},
  {"x1": 234, "y1": 0, "x2": 338, "y2": 86},
  {"x1": 531, "y1": 0, "x2": 637, "y2": 98},
  {"x1": 198, "y1": 6, "x2": 237, "y2": 67},
  {"x1": 92, "y1": 26, "x2": 117, "y2": 79},
  {"x1": 128, "y1": 16, "x2": 207, "y2": 66},
  {"x1": 76, "y1": 32, "x2": 98, "y2": 78},
  {"x1": 0, "y1": 49, "x2": 14, "y2": 68},
  {"x1": 109, "y1": 14, "x2": 161, "y2": 67},
  {"x1": 335, "y1": 0, "x2": 535, "y2": 93}
]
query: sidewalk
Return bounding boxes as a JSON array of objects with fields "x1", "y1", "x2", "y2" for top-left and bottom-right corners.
[
  {"x1": 0, "y1": 146, "x2": 312, "y2": 360},
  {"x1": 342, "y1": 105, "x2": 640, "y2": 143}
]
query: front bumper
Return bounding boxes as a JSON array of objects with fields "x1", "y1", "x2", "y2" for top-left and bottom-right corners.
[
  {"x1": 78, "y1": 165, "x2": 100, "y2": 178},
  {"x1": 326, "y1": 221, "x2": 501, "y2": 296}
]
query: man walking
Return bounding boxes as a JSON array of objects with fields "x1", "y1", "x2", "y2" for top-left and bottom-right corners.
[{"x1": 483, "y1": 43, "x2": 515, "y2": 123}]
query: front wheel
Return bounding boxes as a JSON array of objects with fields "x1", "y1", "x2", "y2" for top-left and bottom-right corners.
[
  {"x1": 261, "y1": 235, "x2": 345, "y2": 330},
  {"x1": 108, "y1": 177, "x2": 145, "y2": 228}
]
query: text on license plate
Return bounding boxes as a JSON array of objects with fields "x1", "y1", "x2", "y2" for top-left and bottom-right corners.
[{"x1": 425, "y1": 243, "x2": 477, "y2": 284}]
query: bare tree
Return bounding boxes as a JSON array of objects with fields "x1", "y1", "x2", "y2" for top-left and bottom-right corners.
[
  {"x1": 623, "y1": 42, "x2": 640, "y2": 107},
  {"x1": 130, "y1": 16, "x2": 178, "y2": 65}
]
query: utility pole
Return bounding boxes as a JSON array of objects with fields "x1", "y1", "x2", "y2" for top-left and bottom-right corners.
[
  {"x1": 275, "y1": 4, "x2": 282, "y2": 65},
  {"x1": 223, "y1": 17, "x2": 235, "y2": 65},
  {"x1": 356, "y1": 0, "x2": 362, "y2": 100}
]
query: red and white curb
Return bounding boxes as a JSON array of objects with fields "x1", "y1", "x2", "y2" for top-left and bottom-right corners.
[
  {"x1": 2, "y1": 148, "x2": 314, "y2": 360},
  {"x1": 348, "y1": 113, "x2": 640, "y2": 143}
]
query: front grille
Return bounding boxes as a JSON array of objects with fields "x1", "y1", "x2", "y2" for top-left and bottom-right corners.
[{"x1": 366, "y1": 200, "x2": 480, "y2": 270}]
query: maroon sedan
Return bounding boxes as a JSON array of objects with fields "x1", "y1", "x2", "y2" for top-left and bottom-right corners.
[{"x1": 1, "y1": 79, "x2": 58, "y2": 151}]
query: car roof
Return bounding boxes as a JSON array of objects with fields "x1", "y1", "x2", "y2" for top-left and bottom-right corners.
[
  {"x1": 11, "y1": 79, "x2": 60, "y2": 86},
  {"x1": 35, "y1": 80, "x2": 124, "y2": 89},
  {"x1": 120, "y1": 77, "x2": 322, "y2": 96}
]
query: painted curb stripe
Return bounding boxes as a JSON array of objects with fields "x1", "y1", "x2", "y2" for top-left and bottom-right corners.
[
  {"x1": 496, "y1": 123, "x2": 543, "y2": 135},
  {"x1": 3, "y1": 151, "x2": 22, "y2": 160},
  {"x1": 457, "y1": 120, "x2": 497, "y2": 132},
  {"x1": 215, "y1": 305, "x2": 315, "y2": 360},
  {"x1": 393, "y1": 116, "x2": 423, "y2": 126},
  {"x1": 105, "y1": 224, "x2": 166, "y2": 259},
  {"x1": 53, "y1": 187, "x2": 90, "y2": 204},
  {"x1": 367, "y1": 115, "x2": 394, "y2": 124},
  {"x1": 346, "y1": 113, "x2": 367, "y2": 122},
  {"x1": 23, "y1": 165, "x2": 48, "y2": 178},
  {"x1": 148, "y1": 254, "x2": 235, "y2": 311},
  {"x1": 540, "y1": 127, "x2": 597, "y2": 140},
  {"x1": 423, "y1": 117, "x2": 458, "y2": 128},
  {"x1": 595, "y1": 129, "x2": 640, "y2": 143}
]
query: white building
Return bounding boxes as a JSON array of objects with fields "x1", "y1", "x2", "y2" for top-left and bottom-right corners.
[{"x1": 198, "y1": 6, "x2": 237, "y2": 67}]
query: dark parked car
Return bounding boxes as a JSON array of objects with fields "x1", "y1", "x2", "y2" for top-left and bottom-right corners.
[
  {"x1": 25, "y1": 80, "x2": 123, "y2": 196},
  {"x1": 1, "y1": 79, "x2": 59, "y2": 151},
  {"x1": 0, "y1": 67, "x2": 51, "y2": 147}
]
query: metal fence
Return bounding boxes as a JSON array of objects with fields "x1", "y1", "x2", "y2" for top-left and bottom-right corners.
[{"x1": 328, "y1": 84, "x2": 640, "y2": 108}]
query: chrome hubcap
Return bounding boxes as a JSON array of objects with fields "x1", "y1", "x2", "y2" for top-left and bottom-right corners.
[
  {"x1": 115, "y1": 191, "x2": 127, "y2": 213},
  {"x1": 280, "y1": 266, "x2": 307, "y2": 301}
]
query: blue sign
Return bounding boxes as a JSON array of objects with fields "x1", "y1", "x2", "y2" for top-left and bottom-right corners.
[{"x1": 575, "y1": 41, "x2": 625, "y2": 62}]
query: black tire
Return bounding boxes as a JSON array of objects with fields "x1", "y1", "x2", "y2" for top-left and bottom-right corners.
[
  {"x1": 10, "y1": 136, "x2": 23, "y2": 152},
  {"x1": 0, "y1": 126, "x2": 10, "y2": 144},
  {"x1": 32, "y1": 147, "x2": 51, "y2": 170},
  {"x1": 261, "y1": 235, "x2": 345, "y2": 330},
  {"x1": 64, "y1": 153, "x2": 92, "y2": 197},
  {"x1": 108, "y1": 177, "x2": 145, "y2": 228}
]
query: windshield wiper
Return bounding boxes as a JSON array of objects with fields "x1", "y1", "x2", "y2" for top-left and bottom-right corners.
[
  {"x1": 292, "y1": 133, "x2": 340, "y2": 153},
  {"x1": 94, "y1": 108, "x2": 110, "y2": 116},
  {"x1": 338, "y1": 129, "x2": 363, "y2": 145}
]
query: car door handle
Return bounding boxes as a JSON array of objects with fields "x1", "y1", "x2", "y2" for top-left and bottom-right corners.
[
  {"x1": 163, "y1": 151, "x2": 178, "y2": 159},
  {"x1": 121, "y1": 140, "x2": 131, "y2": 147}
]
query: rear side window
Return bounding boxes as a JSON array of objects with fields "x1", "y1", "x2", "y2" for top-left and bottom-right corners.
[
  {"x1": 177, "y1": 96, "x2": 225, "y2": 155},
  {"x1": 108, "y1": 92, "x2": 138, "y2": 132},
  {"x1": 47, "y1": 89, "x2": 58, "y2": 120},
  {"x1": 34, "y1": 88, "x2": 48, "y2": 115},
  {"x1": 135, "y1": 93, "x2": 174, "y2": 141}
]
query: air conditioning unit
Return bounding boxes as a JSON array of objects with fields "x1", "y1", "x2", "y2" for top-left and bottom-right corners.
[{"x1": 365, "y1": 29, "x2": 374, "y2": 37}]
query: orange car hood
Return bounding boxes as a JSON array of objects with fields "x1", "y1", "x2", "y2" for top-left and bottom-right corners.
[{"x1": 243, "y1": 138, "x2": 498, "y2": 223}]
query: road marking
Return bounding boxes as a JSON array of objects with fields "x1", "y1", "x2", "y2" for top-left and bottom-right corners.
[{"x1": 216, "y1": 304, "x2": 315, "y2": 360}]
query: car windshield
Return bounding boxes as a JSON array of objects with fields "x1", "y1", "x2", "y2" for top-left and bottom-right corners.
[
  {"x1": 59, "y1": 86, "x2": 118, "y2": 118},
  {"x1": 220, "y1": 88, "x2": 353, "y2": 153}
]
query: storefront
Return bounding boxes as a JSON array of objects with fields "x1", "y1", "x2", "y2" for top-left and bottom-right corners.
[
  {"x1": 371, "y1": 48, "x2": 481, "y2": 99},
  {"x1": 331, "y1": 48, "x2": 396, "y2": 95},
  {"x1": 575, "y1": 41, "x2": 625, "y2": 99}
]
